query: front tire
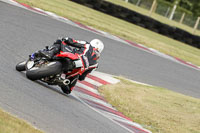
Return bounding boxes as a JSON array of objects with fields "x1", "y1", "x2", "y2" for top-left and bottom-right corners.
[
  {"x1": 26, "y1": 61, "x2": 62, "y2": 80},
  {"x1": 16, "y1": 61, "x2": 26, "y2": 71}
]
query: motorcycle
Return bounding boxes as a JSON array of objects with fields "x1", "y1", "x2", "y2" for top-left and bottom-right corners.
[{"x1": 16, "y1": 46, "x2": 84, "y2": 94}]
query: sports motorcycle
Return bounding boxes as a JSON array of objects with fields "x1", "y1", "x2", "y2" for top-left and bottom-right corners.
[{"x1": 16, "y1": 46, "x2": 83, "y2": 94}]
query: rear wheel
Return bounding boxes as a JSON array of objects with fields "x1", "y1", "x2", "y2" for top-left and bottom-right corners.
[
  {"x1": 16, "y1": 61, "x2": 26, "y2": 71},
  {"x1": 26, "y1": 61, "x2": 62, "y2": 80}
]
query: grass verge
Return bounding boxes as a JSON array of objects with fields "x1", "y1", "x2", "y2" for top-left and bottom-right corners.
[
  {"x1": 99, "y1": 77, "x2": 200, "y2": 133},
  {"x1": 0, "y1": 108, "x2": 42, "y2": 133},
  {"x1": 14, "y1": 0, "x2": 200, "y2": 66}
]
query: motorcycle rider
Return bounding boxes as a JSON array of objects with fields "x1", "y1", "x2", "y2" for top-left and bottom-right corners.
[{"x1": 39, "y1": 37, "x2": 104, "y2": 94}]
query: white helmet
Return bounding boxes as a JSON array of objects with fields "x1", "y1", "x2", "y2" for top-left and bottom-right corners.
[{"x1": 90, "y1": 39, "x2": 104, "y2": 53}]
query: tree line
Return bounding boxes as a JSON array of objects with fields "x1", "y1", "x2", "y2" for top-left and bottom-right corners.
[{"x1": 164, "y1": 0, "x2": 200, "y2": 17}]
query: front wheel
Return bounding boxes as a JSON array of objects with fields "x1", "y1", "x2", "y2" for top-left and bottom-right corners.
[
  {"x1": 26, "y1": 61, "x2": 62, "y2": 80},
  {"x1": 16, "y1": 61, "x2": 26, "y2": 71}
]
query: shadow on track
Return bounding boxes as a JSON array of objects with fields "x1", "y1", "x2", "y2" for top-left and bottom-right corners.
[{"x1": 17, "y1": 72, "x2": 79, "y2": 102}]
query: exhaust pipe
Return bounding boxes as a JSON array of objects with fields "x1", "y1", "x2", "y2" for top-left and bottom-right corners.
[{"x1": 63, "y1": 79, "x2": 70, "y2": 85}]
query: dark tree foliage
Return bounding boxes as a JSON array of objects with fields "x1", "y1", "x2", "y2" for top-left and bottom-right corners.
[
  {"x1": 191, "y1": 1, "x2": 200, "y2": 17},
  {"x1": 164, "y1": 0, "x2": 175, "y2": 3},
  {"x1": 162, "y1": 0, "x2": 200, "y2": 16},
  {"x1": 179, "y1": 0, "x2": 192, "y2": 10}
]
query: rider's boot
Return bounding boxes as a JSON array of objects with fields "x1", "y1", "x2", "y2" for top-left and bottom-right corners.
[{"x1": 60, "y1": 85, "x2": 71, "y2": 94}]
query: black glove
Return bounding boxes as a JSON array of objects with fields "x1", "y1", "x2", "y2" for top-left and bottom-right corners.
[{"x1": 54, "y1": 39, "x2": 62, "y2": 44}]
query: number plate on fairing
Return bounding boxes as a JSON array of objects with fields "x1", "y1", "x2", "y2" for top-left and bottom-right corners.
[{"x1": 74, "y1": 59, "x2": 83, "y2": 68}]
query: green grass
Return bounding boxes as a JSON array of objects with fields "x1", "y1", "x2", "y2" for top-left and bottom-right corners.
[
  {"x1": 99, "y1": 77, "x2": 200, "y2": 133},
  {"x1": 15, "y1": 0, "x2": 200, "y2": 66},
  {"x1": 0, "y1": 108, "x2": 43, "y2": 133}
]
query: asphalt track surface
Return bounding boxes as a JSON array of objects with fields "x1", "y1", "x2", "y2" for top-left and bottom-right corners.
[{"x1": 0, "y1": 1, "x2": 200, "y2": 133}]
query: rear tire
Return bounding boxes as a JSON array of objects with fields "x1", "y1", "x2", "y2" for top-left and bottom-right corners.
[
  {"x1": 26, "y1": 61, "x2": 62, "y2": 80},
  {"x1": 16, "y1": 61, "x2": 26, "y2": 71}
]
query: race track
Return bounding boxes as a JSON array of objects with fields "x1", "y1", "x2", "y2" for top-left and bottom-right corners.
[{"x1": 0, "y1": 1, "x2": 200, "y2": 133}]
